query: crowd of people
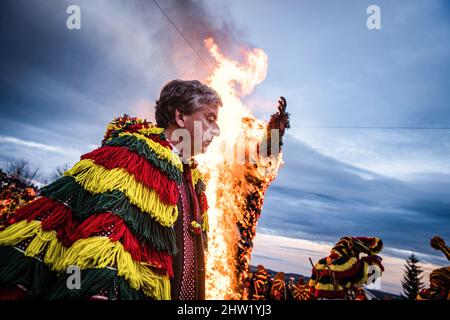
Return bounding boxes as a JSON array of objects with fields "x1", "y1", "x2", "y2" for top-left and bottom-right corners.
[
  {"x1": 0, "y1": 169, "x2": 37, "y2": 231},
  {"x1": 245, "y1": 236, "x2": 384, "y2": 300}
]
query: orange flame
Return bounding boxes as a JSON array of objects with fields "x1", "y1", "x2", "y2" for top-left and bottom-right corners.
[{"x1": 197, "y1": 38, "x2": 284, "y2": 299}]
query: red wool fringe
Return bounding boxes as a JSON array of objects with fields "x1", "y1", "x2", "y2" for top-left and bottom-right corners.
[
  {"x1": 81, "y1": 145, "x2": 179, "y2": 205},
  {"x1": 310, "y1": 286, "x2": 346, "y2": 299},
  {"x1": 7, "y1": 197, "x2": 173, "y2": 276},
  {"x1": 103, "y1": 123, "x2": 148, "y2": 143},
  {"x1": 71, "y1": 213, "x2": 173, "y2": 277},
  {"x1": 200, "y1": 192, "x2": 209, "y2": 213},
  {"x1": 149, "y1": 134, "x2": 172, "y2": 148}
]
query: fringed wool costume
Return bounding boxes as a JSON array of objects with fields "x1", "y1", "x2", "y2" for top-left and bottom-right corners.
[
  {"x1": 249, "y1": 265, "x2": 270, "y2": 300},
  {"x1": 308, "y1": 236, "x2": 384, "y2": 299},
  {"x1": 417, "y1": 236, "x2": 450, "y2": 300},
  {"x1": 0, "y1": 115, "x2": 209, "y2": 300},
  {"x1": 291, "y1": 277, "x2": 315, "y2": 301},
  {"x1": 269, "y1": 272, "x2": 286, "y2": 300}
]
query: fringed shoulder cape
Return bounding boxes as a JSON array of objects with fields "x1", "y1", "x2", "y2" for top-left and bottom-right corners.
[
  {"x1": 308, "y1": 236, "x2": 384, "y2": 299},
  {"x1": 0, "y1": 115, "x2": 209, "y2": 300}
]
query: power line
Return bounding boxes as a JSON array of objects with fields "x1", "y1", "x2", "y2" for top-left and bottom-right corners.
[
  {"x1": 152, "y1": 0, "x2": 212, "y2": 72},
  {"x1": 152, "y1": 0, "x2": 448, "y2": 133},
  {"x1": 291, "y1": 126, "x2": 450, "y2": 130}
]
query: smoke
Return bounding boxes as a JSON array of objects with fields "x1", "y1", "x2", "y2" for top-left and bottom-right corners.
[
  {"x1": 69, "y1": 0, "x2": 249, "y2": 117},
  {"x1": 153, "y1": 0, "x2": 247, "y2": 80}
]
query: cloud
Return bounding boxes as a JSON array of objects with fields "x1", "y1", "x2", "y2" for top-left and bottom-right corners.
[
  {"x1": 292, "y1": 128, "x2": 450, "y2": 179},
  {"x1": 256, "y1": 134, "x2": 450, "y2": 266},
  {"x1": 0, "y1": 135, "x2": 83, "y2": 178},
  {"x1": 0, "y1": 136, "x2": 68, "y2": 154}
]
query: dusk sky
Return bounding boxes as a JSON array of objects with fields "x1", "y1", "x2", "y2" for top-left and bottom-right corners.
[{"x1": 1, "y1": 0, "x2": 449, "y2": 294}]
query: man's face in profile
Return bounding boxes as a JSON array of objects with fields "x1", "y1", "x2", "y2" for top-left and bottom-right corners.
[{"x1": 182, "y1": 104, "x2": 220, "y2": 156}]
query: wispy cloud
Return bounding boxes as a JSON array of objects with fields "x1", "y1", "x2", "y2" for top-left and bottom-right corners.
[
  {"x1": 0, "y1": 135, "x2": 72, "y2": 155},
  {"x1": 0, "y1": 135, "x2": 82, "y2": 178},
  {"x1": 256, "y1": 135, "x2": 450, "y2": 267}
]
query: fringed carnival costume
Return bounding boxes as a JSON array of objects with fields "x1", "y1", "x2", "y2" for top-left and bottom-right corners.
[
  {"x1": 417, "y1": 236, "x2": 450, "y2": 300},
  {"x1": 0, "y1": 115, "x2": 209, "y2": 300},
  {"x1": 250, "y1": 265, "x2": 270, "y2": 300},
  {"x1": 308, "y1": 236, "x2": 384, "y2": 299},
  {"x1": 269, "y1": 272, "x2": 286, "y2": 300}
]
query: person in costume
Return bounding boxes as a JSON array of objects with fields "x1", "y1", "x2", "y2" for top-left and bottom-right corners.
[
  {"x1": 417, "y1": 236, "x2": 450, "y2": 300},
  {"x1": 0, "y1": 79, "x2": 221, "y2": 300},
  {"x1": 269, "y1": 272, "x2": 286, "y2": 300},
  {"x1": 0, "y1": 170, "x2": 37, "y2": 231},
  {"x1": 249, "y1": 265, "x2": 270, "y2": 300},
  {"x1": 290, "y1": 276, "x2": 315, "y2": 301},
  {"x1": 308, "y1": 236, "x2": 384, "y2": 299}
]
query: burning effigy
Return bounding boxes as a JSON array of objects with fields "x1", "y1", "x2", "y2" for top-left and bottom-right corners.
[{"x1": 196, "y1": 38, "x2": 290, "y2": 299}]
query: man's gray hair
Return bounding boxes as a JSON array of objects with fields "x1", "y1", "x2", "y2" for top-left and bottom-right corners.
[{"x1": 155, "y1": 79, "x2": 222, "y2": 128}]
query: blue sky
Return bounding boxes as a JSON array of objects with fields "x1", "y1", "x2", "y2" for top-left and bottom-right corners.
[{"x1": 1, "y1": 0, "x2": 449, "y2": 294}]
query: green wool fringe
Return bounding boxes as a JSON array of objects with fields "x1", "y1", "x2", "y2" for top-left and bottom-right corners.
[
  {"x1": 41, "y1": 176, "x2": 178, "y2": 255},
  {"x1": 104, "y1": 134, "x2": 182, "y2": 184},
  {"x1": 48, "y1": 268, "x2": 148, "y2": 300},
  {"x1": 0, "y1": 246, "x2": 149, "y2": 300},
  {"x1": 0, "y1": 246, "x2": 56, "y2": 298}
]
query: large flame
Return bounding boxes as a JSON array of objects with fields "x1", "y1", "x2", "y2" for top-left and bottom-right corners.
[{"x1": 196, "y1": 38, "x2": 284, "y2": 299}]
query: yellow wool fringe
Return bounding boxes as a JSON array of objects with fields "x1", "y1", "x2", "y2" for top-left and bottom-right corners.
[
  {"x1": 309, "y1": 261, "x2": 382, "y2": 291},
  {"x1": 313, "y1": 257, "x2": 359, "y2": 272},
  {"x1": 201, "y1": 212, "x2": 209, "y2": 232},
  {"x1": 190, "y1": 168, "x2": 208, "y2": 232},
  {"x1": 191, "y1": 168, "x2": 202, "y2": 187},
  {"x1": 0, "y1": 220, "x2": 171, "y2": 300},
  {"x1": 105, "y1": 123, "x2": 164, "y2": 138},
  {"x1": 119, "y1": 132, "x2": 183, "y2": 171},
  {"x1": 308, "y1": 281, "x2": 346, "y2": 292},
  {"x1": 0, "y1": 219, "x2": 42, "y2": 246},
  {"x1": 138, "y1": 127, "x2": 164, "y2": 136},
  {"x1": 65, "y1": 159, "x2": 178, "y2": 227}
]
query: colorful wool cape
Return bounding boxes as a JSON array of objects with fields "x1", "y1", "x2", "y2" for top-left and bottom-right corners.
[
  {"x1": 308, "y1": 236, "x2": 384, "y2": 299},
  {"x1": 0, "y1": 115, "x2": 209, "y2": 300}
]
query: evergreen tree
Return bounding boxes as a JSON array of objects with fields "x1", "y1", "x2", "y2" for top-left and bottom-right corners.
[{"x1": 401, "y1": 253, "x2": 424, "y2": 300}]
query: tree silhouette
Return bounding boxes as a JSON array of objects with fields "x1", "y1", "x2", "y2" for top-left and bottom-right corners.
[
  {"x1": 6, "y1": 159, "x2": 40, "y2": 187},
  {"x1": 401, "y1": 253, "x2": 424, "y2": 300},
  {"x1": 49, "y1": 164, "x2": 70, "y2": 183}
]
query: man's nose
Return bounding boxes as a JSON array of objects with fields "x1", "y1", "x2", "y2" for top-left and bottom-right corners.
[{"x1": 212, "y1": 124, "x2": 220, "y2": 137}]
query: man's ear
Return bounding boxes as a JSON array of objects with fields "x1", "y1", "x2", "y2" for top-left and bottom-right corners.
[{"x1": 174, "y1": 109, "x2": 185, "y2": 128}]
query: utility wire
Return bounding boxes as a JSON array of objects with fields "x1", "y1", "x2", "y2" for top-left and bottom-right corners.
[
  {"x1": 152, "y1": 0, "x2": 212, "y2": 72},
  {"x1": 152, "y1": 0, "x2": 448, "y2": 132},
  {"x1": 291, "y1": 126, "x2": 450, "y2": 130}
]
